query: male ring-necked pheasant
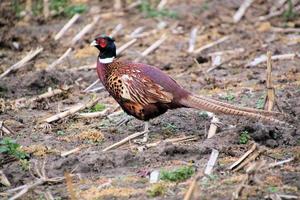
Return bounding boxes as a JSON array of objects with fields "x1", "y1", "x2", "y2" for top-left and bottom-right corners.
[{"x1": 91, "y1": 35, "x2": 286, "y2": 141}]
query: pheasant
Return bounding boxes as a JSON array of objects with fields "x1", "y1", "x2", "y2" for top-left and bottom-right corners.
[{"x1": 91, "y1": 35, "x2": 287, "y2": 142}]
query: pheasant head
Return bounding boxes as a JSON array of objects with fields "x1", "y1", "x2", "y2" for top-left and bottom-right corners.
[{"x1": 91, "y1": 35, "x2": 116, "y2": 63}]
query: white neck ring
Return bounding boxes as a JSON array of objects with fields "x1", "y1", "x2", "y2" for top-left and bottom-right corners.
[{"x1": 99, "y1": 57, "x2": 114, "y2": 64}]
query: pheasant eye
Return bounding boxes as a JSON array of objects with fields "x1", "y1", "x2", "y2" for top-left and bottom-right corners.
[{"x1": 98, "y1": 38, "x2": 107, "y2": 48}]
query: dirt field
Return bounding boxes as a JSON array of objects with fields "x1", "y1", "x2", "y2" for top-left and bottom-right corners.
[{"x1": 0, "y1": 0, "x2": 300, "y2": 199}]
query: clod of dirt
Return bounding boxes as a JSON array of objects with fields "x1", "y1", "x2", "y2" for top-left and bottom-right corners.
[
  {"x1": 240, "y1": 123, "x2": 298, "y2": 148},
  {"x1": 0, "y1": 69, "x2": 77, "y2": 98}
]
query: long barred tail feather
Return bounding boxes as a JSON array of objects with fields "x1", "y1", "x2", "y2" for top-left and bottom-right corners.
[{"x1": 180, "y1": 94, "x2": 292, "y2": 127}]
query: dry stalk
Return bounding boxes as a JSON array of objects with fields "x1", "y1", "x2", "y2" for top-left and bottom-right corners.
[
  {"x1": 183, "y1": 172, "x2": 203, "y2": 200},
  {"x1": 44, "y1": 191, "x2": 54, "y2": 200},
  {"x1": 0, "y1": 121, "x2": 14, "y2": 136},
  {"x1": 188, "y1": 27, "x2": 199, "y2": 53},
  {"x1": 232, "y1": 161, "x2": 266, "y2": 200},
  {"x1": 43, "y1": 96, "x2": 101, "y2": 123},
  {"x1": 24, "y1": 0, "x2": 32, "y2": 21},
  {"x1": 43, "y1": 0, "x2": 49, "y2": 19},
  {"x1": 71, "y1": 15, "x2": 100, "y2": 45},
  {"x1": 266, "y1": 157, "x2": 294, "y2": 169},
  {"x1": 271, "y1": 26, "x2": 300, "y2": 33},
  {"x1": 0, "y1": 170, "x2": 11, "y2": 187},
  {"x1": 126, "y1": 0, "x2": 142, "y2": 10},
  {"x1": 193, "y1": 36, "x2": 229, "y2": 54},
  {"x1": 132, "y1": 29, "x2": 159, "y2": 38},
  {"x1": 116, "y1": 38, "x2": 137, "y2": 55},
  {"x1": 233, "y1": 0, "x2": 254, "y2": 23},
  {"x1": 204, "y1": 149, "x2": 219, "y2": 176},
  {"x1": 48, "y1": 47, "x2": 73, "y2": 69},
  {"x1": 54, "y1": 14, "x2": 80, "y2": 41},
  {"x1": 83, "y1": 79, "x2": 100, "y2": 93},
  {"x1": 157, "y1": 0, "x2": 167, "y2": 10},
  {"x1": 206, "y1": 48, "x2": 245, "y2": 73},
  {"x1": 207, "y1": 115, "x2": 220, "y2": 139},
  {"x1": 14, "y1": 86, "x2": 71, "y2": 109},
  {"x1": 0, "y1": 47, "x2": 43, "y2": 79},
  {"x1": 184, "y1": 149, "x2": 219, "y2": 200},
  {"x1": 207, "y1": 48, "x2": 245, "y2": 57},
  {"x1": 259, "y1": 4, "x2": 300, "y2": 21},
  {"x1": 264, "y1": 51, "x2": 275, "y2": 111},
  {"x1": 61, "y1": 147, "x2": 82, "y2": 157},
  {"x1": 110, "y1": 23, "x2": 123, "y2": 38},
  {"x1": 129, "y1": 26, "x2": 145, "y2": 38},
  {"x1": 229, "y1": 143, "x2": 257, "y2": 171},
  {"x1": 65, "y1": 172, "x2": 77, "y2": 200},
  {"x1": 145, "y1": 135, "x2": 199, "y2": 148},
  {"x1": 246, "y1": 53, "x2": 295, "y2": 67},
  {"x1": 5, "y1": 160, "x2": 67, "y2": 200},
  {"x1": 76, "y1": 107, "x2": 110, "y2": 118},
  {"x1": 99, "y1": 12, "x2": 124, "y2": 19},
  {"x1": 135, "y1": 34, "x2": 167, "y2": 62},
  {"x1": 114, "y1": 0, "x2": 122, "y2": 11},
  {"x1": 103, "y1": 130, "x2": 147, "y2": 152},
  {"x1": 232, "y1": 148, "x2": 262, "y2": 172}
]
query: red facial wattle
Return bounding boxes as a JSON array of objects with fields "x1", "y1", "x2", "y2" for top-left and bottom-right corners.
[{"x1": 99, "y1": 39, "x2": 107, "y2": 48}]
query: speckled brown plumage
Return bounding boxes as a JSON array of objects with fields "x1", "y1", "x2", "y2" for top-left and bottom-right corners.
[{"x1": 92, "y1": 35, "x2": 287, "y2": 126}]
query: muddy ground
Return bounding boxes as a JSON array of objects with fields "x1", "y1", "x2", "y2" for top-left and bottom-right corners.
[{"x1": 0, "y1": 0, "x2": 300, "y2": 199}]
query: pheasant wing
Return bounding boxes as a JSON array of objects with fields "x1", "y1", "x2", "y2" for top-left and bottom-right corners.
[{"x1": 120, "y1": 73, "x2": 173, "y2": 106}]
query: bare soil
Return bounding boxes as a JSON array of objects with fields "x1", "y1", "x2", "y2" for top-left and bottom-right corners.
[{"x1": 0, "y1": 0, "x2": 300, "y2": 199}]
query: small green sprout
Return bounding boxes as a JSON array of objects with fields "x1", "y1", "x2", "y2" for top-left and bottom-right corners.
[
  {"x1": 160, "y1": 166, "x2": 194, "y2": 182},
  {"x1": 0, "y1": 137, "x2": 29, "y2": 160},
  {"x1": 239, "y1": 130, "x2": 250, "y2": 144}
]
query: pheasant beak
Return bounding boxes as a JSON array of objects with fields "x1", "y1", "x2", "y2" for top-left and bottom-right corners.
[{"x1": 90, "y1": 40, "x2": 97, "y2": 47}]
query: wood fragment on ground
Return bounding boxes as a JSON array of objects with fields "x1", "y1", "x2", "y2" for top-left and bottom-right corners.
[
  {"x1": 266, "y1": 157, "x2": 294, "y2": 169},
  {"x1": 43, "y1": 0, "x2": 49, "y2": 19},
  {"x1": 206, "y1": 48, "x2": 245, "y2": 73},
  {"x1": 264, "y1": 51, "x2": 275, "y2": 111},
  {"x1": 61, "y1": 147, "x2": 82, "y2": 157},
  {"x1": 54, "y1": 14, "x2": 80, "y2": 41},
  {"x1": 14, "y1": 86, "x2": 71, "y2": 109},
  {"x1": 229, "y1": 143, "x2": 257, "y2": 171},
  {"x1": 110, "y1": 23, "x2": 123, "y2": 38},
  {"x1": 259, "y1": 4, "x2": 300, "y2": 21},
  {"x1": 193, "y1": 36, "x2": 229, "y2": 54},
  {"x1": 116, "y1": 38, "x2": 137, "y2": 55},
  {"x1": 135, "y1": 34, "x2": 167, "y2": 62},
  {"x1": 233, "y1": 0, "x2": 254, "y2": 23},
  {"x1": 0, "y1": 170, "x2": 11, "y2": 187},
  {"x1": 157, "y1": 0, "x2": 167, "y2": 10},
  {"x1": 0, "y1": 121, "x2": 14, "y2": 136},
  {"x1": 204, "y1": 149, "x2": 219, "y2": 176},
  {"x1": 246, "y1": 53, "x2": 295, "y2": 67},
  {"x1": 207, "y1": 115, "x2": 220, "y2": 139},
  {"x1": 4, "y1": 160, "x2": 68, "y2": 200},
  {"x1": 271, "y1": 26, "x2": 300, "y2": 33},
  {"x1": 43, "y1": 96, "x2": 101, "y2": 123},
  {"x1": 71, "y1": 15, "x2": 100, "y2": 45},
  {"x1": 188, "y1": 27, "x2": 199, "y2": 53},
  {"x1": 48, "y1": 47, "x2": 73, "y2": 69},
  {"x1": 76, "y1": 107, "x2": 110, "y2": 118},
  {"x1": 145, "y1": 135, "x2": 199, "y2": 148},
  {"x1": 232, "y1": 160, "x2": 266, "y2": 199},
  {"x1": 183, "y1": 149, "x2": 219, "y2": 200},
  {"x1": 0, "y1": 47, "x2": 43, "y2": 79}
]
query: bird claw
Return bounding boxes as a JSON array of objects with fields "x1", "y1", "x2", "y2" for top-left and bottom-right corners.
[
  {"x1": 115, "y1": 116, "x2": 134, "y2": 127},
  {"x1": 133, "y1": 130, "x2": 149, "y2": 144}
]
